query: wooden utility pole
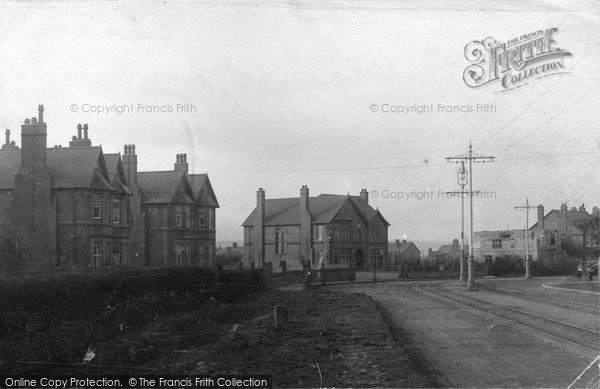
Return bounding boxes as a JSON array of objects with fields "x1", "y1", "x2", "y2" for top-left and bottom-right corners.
[
  {"x1": 446, "y1": 141, "x2": 495, "y2": 291},
  {"x1": 515, "y1": 198, "x2": 536, "y2": 279}
]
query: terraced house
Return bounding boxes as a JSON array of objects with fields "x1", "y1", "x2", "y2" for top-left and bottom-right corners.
[
  {"x1": 0, "y1": 106, "x2": 218, "y2": 273},
  {"x1": 242, "y1": 186, "x2": 389, "y2": 271}
]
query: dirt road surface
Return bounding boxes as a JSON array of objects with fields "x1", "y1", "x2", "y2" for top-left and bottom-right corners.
[{"x1": 328, "y1": 276, "x2": 599, "y2": 388}]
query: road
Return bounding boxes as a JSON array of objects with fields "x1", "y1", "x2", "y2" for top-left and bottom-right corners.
[{"x1": 327, "y1": 276, "x2": 600, "y2": 388}]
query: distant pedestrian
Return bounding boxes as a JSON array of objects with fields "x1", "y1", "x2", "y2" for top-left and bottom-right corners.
[
  {"x1": 589, "y1": 270, "x2": 593, "y2": 281},
  {"x1": 303, "y1": 271, "x2": 312, "y2": 291},
  {"x1": 577, "y1": 265, "x2": 582, "y2": 280}
]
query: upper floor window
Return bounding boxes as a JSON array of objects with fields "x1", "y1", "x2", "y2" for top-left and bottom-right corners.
[
  {"x1": 199, "y1": 208, "x2": 206, "y2": 228},
  {"x1": 92, "y1": 194, "x2": 102, "y2": 220},
  {"x1": 112, "y1": 199, "x2": 121, "y2": 224},
  {"x1": 341, "y1": 221, "x2": 351, "y2": 241},
  {"x1": 492, "y1": 239, "x2": 502, "y2": 249},
  {"x1": 275, "y1": 229, "x2": 286, "y2": 254},
  {"x1": 175, "y1": 206, "x2": 183, "y2": 227},
  {"x1": 208, "y1": 208, "x2": 215, "y2": 230},
  {"x1": 185, "y1": 206, "x2": 192, "y2": 228},
  {"x1": 313, "y1": 225, "x2": 324, "y2": 241}
]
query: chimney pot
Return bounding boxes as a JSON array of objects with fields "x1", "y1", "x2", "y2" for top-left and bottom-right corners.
[
  {"x1": 24, "y1": 118, "x2": 30, "y2": 124},
  {"x1": 77, "y1": 124, "x2": 82, "y2": 139},
  {"x1": 83, "y1": 123, "x2": 89, "y2": 139}
]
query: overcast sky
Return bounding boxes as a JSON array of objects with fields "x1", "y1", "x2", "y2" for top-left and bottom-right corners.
[{"x1": 1, "y1": 0, "x2": 599, "y2": 244}]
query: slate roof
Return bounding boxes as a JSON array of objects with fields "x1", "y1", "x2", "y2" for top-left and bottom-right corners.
[
  {"x1": 137, "y1": 170, "x2": 194, "y2": 204},
  {"x1": 188, "y1": 173, "x2": 220, "y2": 207},
  {"x1": 242, "y1": 194, "x2": 388, "y2": 227},
  {"x1": 530, "y1": 208, "x2": 598, "y2": 230},
  {"x1": 0, "y1": 149, "x2": 21, "y2": 189},
  {"x1": 104, "y1": 153, "x2": 131, "y2": 195},
  {"x1": 388, "y1": 241, "x2": 419, "y2": 255},
  {"x1": 47, "y1": 147, "x2": 113, "y2": 190}
]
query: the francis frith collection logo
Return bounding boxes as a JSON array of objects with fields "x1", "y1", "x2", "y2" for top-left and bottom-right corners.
[{"x1": 463, "y1": 28, "x2": 572, "y2": 91}]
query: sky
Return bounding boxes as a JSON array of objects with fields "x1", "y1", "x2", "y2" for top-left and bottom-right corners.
[{"x1": 0, "y1": 0, "x2": 599, "y2": 245}]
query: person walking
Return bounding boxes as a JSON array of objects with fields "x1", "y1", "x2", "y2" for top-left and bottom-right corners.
[{"x1": 577, "y1": 264, "x2": 582, "y2": 280}]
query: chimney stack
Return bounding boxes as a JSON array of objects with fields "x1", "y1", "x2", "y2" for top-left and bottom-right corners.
[
  {"x1": 174, "y1": 153, "x2": 189, "y2": 173},
  {"x1": 537, "y1": 204, "x2": 545, "y2": 230},
  {"x1": 255, "y1": 188, "x2": 266, "y2": 266},
  {"x1": 299, "y1": 185, "x2": 312, "y2": 257},
  {"x1": 69, "y1": 124, "x2": 92, "y2": 148},
  {"x1": 579, "y1": 204, "x2": 586, "y2": 213},
  {"x1": 2, "y1": 129, "x2": 18, "y2": 149},
  {"x1": 360, "y1": 188, "x2": 369, "y2": 204}
]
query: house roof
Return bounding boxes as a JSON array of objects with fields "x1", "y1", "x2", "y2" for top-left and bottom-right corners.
[
  {"x1": 388, "y1": 241, "x2": 419, "y2": 255},
  {"x1": 104, "y1": 153, "x2": 131, "y2": 195},
  {"x1": 530, "y1": 208, "x2": 598, "y2": 230},
  {"x1": 188, "y1": 173, "x2": 220, "y2": 207},
  {"x1": 436, "y1": 244, "x2": 454, "y2": 254},
  {"x1": 0, "y1": 150, "x2": 21, "y2": 190},
  {"x1": 242, "y1": 194, "x2": 388, "y2": 227},
  {"x1": 47, "y1": 147, "x2": 113, "y2": 190},
  {"x1": 137, "y1": 170, "x2": 194, "y2": 204}
]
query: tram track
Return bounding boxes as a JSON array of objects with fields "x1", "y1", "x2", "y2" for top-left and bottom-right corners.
[
  {"x1": 432, "y1": 290, "x2": 600, "y2": 354},
  {"x1": 491, "y1": 285, "x2": 599, "y2": 311}
]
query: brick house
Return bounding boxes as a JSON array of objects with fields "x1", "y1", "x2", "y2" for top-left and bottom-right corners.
[
  {"x1": 530, "y1": 204, "x2": 599, "y2": 260},
  {"x1": 0, "y1": 105, "x2": 218, "y2": 273},
  {"x1": 242, "y1": 186, "x2": 389, "y2": 271}
]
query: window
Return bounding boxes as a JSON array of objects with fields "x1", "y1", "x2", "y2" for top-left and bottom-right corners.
[
  {"x1": 372, "y1": 228, "x2": 381, "y2": 241},
  {"x1": 199, "y1": 245, "x2": 208, "y2": 265},
  {"x1": 176, "y1": 245, "x2": 184, "y2": 266},
  {"x1": 485, "y1": 255, "x2": 493, "y2": 264},
  {"x1": 92, "y1": 241, "x2": 101, "y2": 269},
  {"x1": 357, "y1": 224, "x2": 362, "y2": 240},
  {"x1": 112, "y1": 199, "x2": 121, "y2": 224},
  {"x1": 550, "y1": 237, "x2": 556, "y2": 245},
  {"x1": 342, "y1": 248, "x2": 352, "y2": 264},
  {"x1": 332, "y1": 250, "x2": 340, "y2": 264},
  {"x1": 341, "y1": 221, "x2": 351, "y2": 241},
  {"x1": 185, "y1": 206, "x2": 192, "y2": 228},
  {"x1": 500, "y1": 232, "x2": 511, "y2": 239},
  {"x1": 209, "y1": 208, "x2": 215, "y2": 229},
  {"x1": 199, "y1": 208, "x2": 206, "y2": 228},
  {"x1": 175, "y1": 207, "x2": 183, "y2": 226},
  {"x1": 275, "y1": 229, "x2": 286, "y2": 254},
  {"x1": 92, "y1": 195, "x2": 102, "y2": 220},
  {"x1": 313, "y1": 225, "x2": 324, "y2": 241},
  {"x1": 112, "y1": 242, "x2": 121, "y2": 264},
  {"x1": 492, "y1": 239, "x2": 502, "y2": 249}
]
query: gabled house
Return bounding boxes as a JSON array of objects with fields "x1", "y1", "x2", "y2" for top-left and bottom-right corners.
[
  {"x1": 428, "y1": 239, "x2": 462, "y2": 268},
  {"x1": 242, "y1": 186, "x2": 390, "y2": 271},
  {"x1": 530, "y1": 203, "x2": 599, "y2": 260},
  {"x1": 0, "y1": 105, "x2": 219, "y2": 273},
  {"x1": 387, "y1": 239, "x2": 421, "y2": 269}
]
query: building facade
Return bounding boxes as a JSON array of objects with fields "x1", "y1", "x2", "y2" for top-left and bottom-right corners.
[
  {"x1": 428, "y1": 239, "x2": 462, "y2": 268},
  {"x1": 387, "y1": 239, "x2": 421, "y2": 269},
  {"x1": 473, "y1": 203, "x2": 600, "y2": 264},
  {"x1": 242, "y1": 186, "x2": 389, "y2": 271},
  {"x1": 530, "y1": 204, "x2": 599, "y2": 260},
  {"x1": 0, "y1": 106, "x2": 218, "y2": 273},
  {"x1": 473, "y1": 229, "x2": 560, "y2": 264}
]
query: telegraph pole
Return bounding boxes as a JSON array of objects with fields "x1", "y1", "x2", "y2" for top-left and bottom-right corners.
[
  {"x1": 515, "y1": 198, "x2": 536, "y2": 279},
  {"x1": 446, "y1": 141, "x2": 495, "y2": 291}
]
